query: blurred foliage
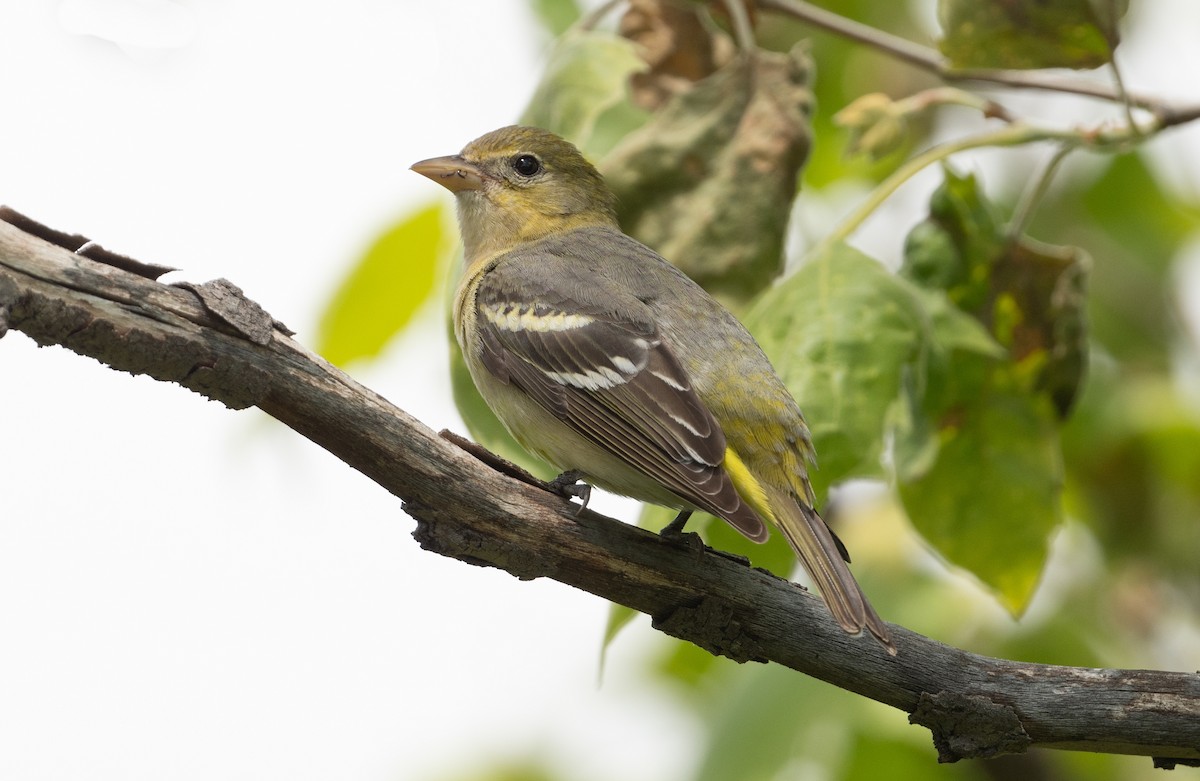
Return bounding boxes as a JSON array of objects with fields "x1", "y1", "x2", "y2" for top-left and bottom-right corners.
[
  {"x1": 897, "y1": 169, "x2": 1088, "y2": 610},
  {"x1": 1027, "y1": 151, "x2": 1200, "y2": 603},
  {"x1": 435, "y1": 761, "x2": 560, "y2": 781},
  {"x1": 897, "y1": 379, "x2": 1063, "y2": 611},
  {"x1": 937, "y1": 0, "x2": 1121, "y2": 70},
  {"x1": 1064, "y1": 367, "x2": 1200, "y2": 586},
  {"x1": 315, "y1": 202, "x2": 447, "y2": 366},
  {"x1": 320, "y1": 1, "x2": 1200, "y2": 778},
  {"x1": 748, "y1": 242, "x2": 1001, "y2": 494},
  {"x1": 756, "y1": 0, "x2": 937, "y2": 190},
  {"x1": 527, "y1": 0, "x2": 582, "y2": 37},
  {"x1": 1032, "y1": 152, "x2": 1200, "y2": 368}
]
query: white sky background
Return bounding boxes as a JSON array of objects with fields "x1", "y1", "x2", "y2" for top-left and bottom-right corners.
[
  {"x1": 2, "y1": 2, "x2": 1199, "y2": 781},
  {"x1": 0, "y1": 3, "x2": 686, "y2": 781}
]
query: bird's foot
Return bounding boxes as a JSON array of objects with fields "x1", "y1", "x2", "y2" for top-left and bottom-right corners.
[
  {"x1": 438, "y1": 432, "x2": 588, "y2": 515},
  {"x1": 548, "y1": 470, "x2": 592, "y2": 515},
  {"x1": 658, "y1": 510, "x2": 694, "y2": 540}
]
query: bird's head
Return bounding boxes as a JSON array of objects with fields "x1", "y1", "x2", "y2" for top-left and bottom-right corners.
[{"x1": 411, "y1": 126, "x2": 617, "y2": 260}]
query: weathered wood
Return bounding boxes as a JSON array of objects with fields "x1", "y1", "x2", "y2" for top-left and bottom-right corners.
[{"x1": 2, "y1": 216, "x2": 1198, "y2": 765}]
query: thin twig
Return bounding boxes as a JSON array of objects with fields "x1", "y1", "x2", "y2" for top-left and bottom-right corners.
[
  {"x1": 758, "y1": 0, "x2": 1200, "y2": 127},
  {"x1": 1007, "y1": 144, "x2": 1074, "y2": 240},
  {"x1": 720, "y1": 0, "x2": 758, "y2": 52},
  {"x1": 760, "y1": 0, "x2": 940, "y2": 72},
  {"x1": 896, "y1": 86, "x2": 1014, "y2": 123},
  {"x1": 1106, "y1": 54, "x2": 1140, "y2": 139},
  {"x1": 813, "y1": 104, "x2": 1168, "y2": 255},
  {"x1": 811, "y1": 122, "x2": 1064, "y2": 257}
]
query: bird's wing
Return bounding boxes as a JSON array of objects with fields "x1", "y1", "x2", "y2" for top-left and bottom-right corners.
[{"x1": 473, "y1": 255, "x2": 767, "y2": 541}]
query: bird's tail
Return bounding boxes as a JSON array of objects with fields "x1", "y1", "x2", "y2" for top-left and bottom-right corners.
[{"x1": 762, "y1": 483, "x2": 896, "y2": 655}]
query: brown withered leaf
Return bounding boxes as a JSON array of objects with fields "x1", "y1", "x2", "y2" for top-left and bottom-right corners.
[
  {"x1": 619, "y1": 0, "x2": 733, "y2": 111},
  {"x1": 993, "y1": 237, "x2": 1089, "y2": 417},
  {"x1": 600, "y1": 44, "x2": 813, "y2": 306}
]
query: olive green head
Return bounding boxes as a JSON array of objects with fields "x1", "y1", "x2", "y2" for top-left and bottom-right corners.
[{"x1": 411, "y1": 126, "x2": 617, "y2": 259}]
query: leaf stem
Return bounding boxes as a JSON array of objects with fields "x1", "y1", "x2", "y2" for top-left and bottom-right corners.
[
  {"x1": 760, "y1": 0, "x2": 940, "y2": 72},
  {"x1": 895, "y1": 86, "x2": 1014, "y2": 122},
  {"x1": 1006, "y1": 144, "x2": 1073, "y2": 240},
  {"x1": 720, "y1": 0, "x2": 758, "y2": 52},
  {"x1": 811, "y1": 123, "x2": 1059, "y2": 257}
]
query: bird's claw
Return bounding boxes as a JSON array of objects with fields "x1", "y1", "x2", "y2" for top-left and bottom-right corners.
[{"x1": 549, "y1": 470, "x2": 591, "y2": 515}]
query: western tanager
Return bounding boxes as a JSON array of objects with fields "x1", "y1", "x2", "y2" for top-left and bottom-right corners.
[{"x1": 412, "y1": 125, "x2": 893, "y2": 653}]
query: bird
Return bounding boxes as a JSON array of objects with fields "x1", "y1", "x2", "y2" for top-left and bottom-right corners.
[{"x1": 411, "y1": 125, "x2": 894, "y2": 654}]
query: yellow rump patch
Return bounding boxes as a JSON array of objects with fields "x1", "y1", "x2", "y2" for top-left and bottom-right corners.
[{"x1": 723, "y1": 446, "x2": 777, "y2": 526}]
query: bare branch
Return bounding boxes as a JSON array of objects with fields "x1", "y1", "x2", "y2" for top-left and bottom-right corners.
[{"x1": 2, "y1": 216, "x2": 1198, "y2": 765}]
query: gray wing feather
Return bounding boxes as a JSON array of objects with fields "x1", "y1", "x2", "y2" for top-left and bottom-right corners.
[{"x1": 475, "y1": 250, "x2": 766, "y2": 540}]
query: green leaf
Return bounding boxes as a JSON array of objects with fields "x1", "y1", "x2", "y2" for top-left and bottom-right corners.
[
  {"x1": 996, "y1": 237, "x2": 1090, "y2": 417},
  {"x1": 600, "y1": 602, "x2": 638, "y2": 663},
  {"x1": 527, "y1": 0, "x2": 581, "y2": 37},
  {"x1": 902, "y1": 176, "x2": 1001, "y2": 314},
  {"x1": 653, "y1": 635, "x2": 724, "y2": 690},
  {"x1": 519, "y1": 30, "x2": 645, "y2": 157},
  {"x1": 1062, "y1": 374, "x2": 1200, "y2": 580},
  {"x1": 903, "y1": 167, "x2": 1090, "y2": 416},
  {"x1": 916, "y1": 287, "x2": 1007, "y2": 360},
  {"x1": 842, "y1": 734, "x2": 955, "y2": 781},
  {"x1": 694, "y1": 663, "x2": 858, "y2": 781},
  {"x1": 1081, "y1": 153, "x2": 1199, "y2": 275},
  {"x1": 743, "y1": 243, "x2": 998, "y2": 496},
  {"x1": 899, "y1": 385, "x2": 1063, "y2": 613},
  {"x1": 937, "y1": 0, "x2": 1120, "y2": 70},
  {"x1": 898, "y1": 168, "x2": 1083, "y2": 611},
  {"x1": 316, "y1": 202, "x2": 446, "y2": 366},
  {"x1": 1039, "y1": 152, "x2": 1200, "y2": 367}
]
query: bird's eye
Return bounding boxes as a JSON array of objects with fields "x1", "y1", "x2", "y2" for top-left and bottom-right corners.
[{"x1": 511, "y1": 154, "x2": 542, "y2": 177}]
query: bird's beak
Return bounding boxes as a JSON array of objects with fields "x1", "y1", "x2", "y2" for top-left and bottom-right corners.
[{"x1": 410, "y1": 155, "x2": 487, "y2": 193}]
